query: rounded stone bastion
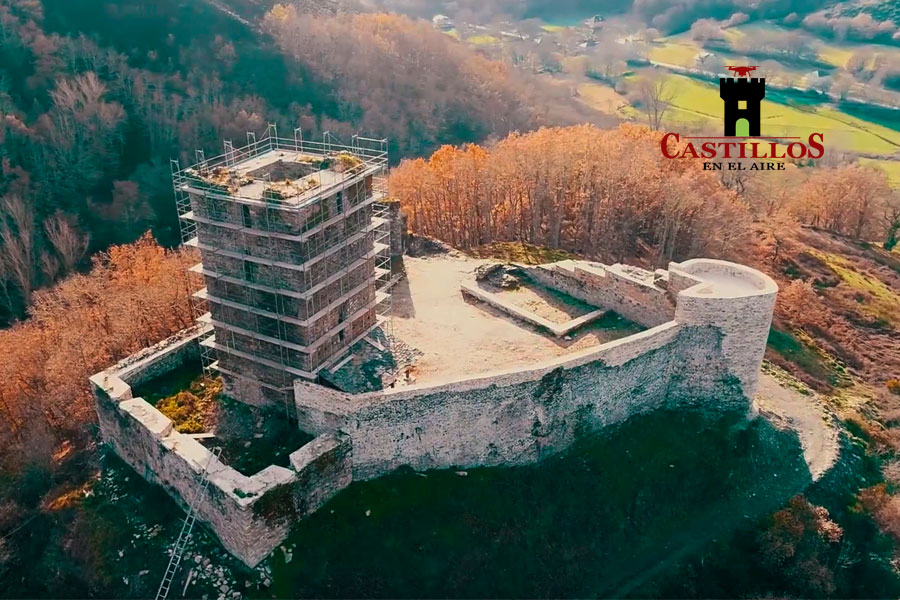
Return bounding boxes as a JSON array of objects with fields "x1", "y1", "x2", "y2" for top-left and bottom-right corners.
[{"x1": 668, "y1": 258, "x2": 778, "y2": 409}]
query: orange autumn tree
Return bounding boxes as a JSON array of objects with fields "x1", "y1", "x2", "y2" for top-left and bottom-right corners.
[
  {"x1": 0, "y1": 234, "x2": 195, "y2": 470},
  {"x1": 789, "y1": 164, "x2": 894, "y2": 240},
  {"x1": 389, "y1": 124, "x2": 751, "y2": 263}
]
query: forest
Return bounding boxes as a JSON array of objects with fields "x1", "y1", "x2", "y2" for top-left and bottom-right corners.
[
  {"x1": 2, "y1": 0, "x2": 900, "y2": 597},
  {"x1": 0, "y1": 0, "x2": 595, "y2": 324}
]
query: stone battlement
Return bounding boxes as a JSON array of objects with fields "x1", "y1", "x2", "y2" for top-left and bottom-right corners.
[{"x1": 719, "y1": 77, "x2": 766, "y2": 100}]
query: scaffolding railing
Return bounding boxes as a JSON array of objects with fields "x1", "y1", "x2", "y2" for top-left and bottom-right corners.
[
  {"x1": 173, "y1": 128, "x2": 388, "y2": 210},
  {"x1": 372, "y1": 201, "x2": 393, "y2": 341}
]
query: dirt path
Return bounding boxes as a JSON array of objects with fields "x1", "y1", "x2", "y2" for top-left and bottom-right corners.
[{"x1": 755, "y1": 372, "x2": 840, "y2": 481}]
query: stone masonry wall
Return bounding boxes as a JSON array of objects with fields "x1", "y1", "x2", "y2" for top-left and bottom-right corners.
[
  {"x1": 296, "y1": 323, "x2": 742, "y2": 480},
  {"x1": 385, "y1": 200, "x2": 407, "y2": 258},
  {"x1": 669, "y1": 259, "x2": 777, "y2": 403},
  {"x1": 523, "y1": 262, "x2": 675, "y2": 328},
  {"x1": 91, "y1": 328, "x2": 353, "y2": 567},
  {"x1": 294, "y1": 257, "x2": 775, "y2": 482}
]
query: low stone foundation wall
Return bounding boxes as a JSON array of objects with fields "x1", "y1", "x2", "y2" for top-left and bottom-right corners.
[
  {"x1": 90, "y1": 327, "x2": 352, "y2": 567},
  {"x1": 523, "y1": 261, "x2": 675, "y2": 328},
  {"x1": 459, "y1": 281, "x2": 607, "y2": 338}
]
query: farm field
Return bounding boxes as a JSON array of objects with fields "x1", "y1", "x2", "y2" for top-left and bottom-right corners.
[
  {"x1": 648, "y1": 40, "x2": 813, "y2": 84},
  {"x1": 859, "y1": 157, "x2": 900, "y2": 186},
  {"x1": 541, "y1": 24, "x2": 565, "y2": 32},
  {"x1": 467, "y1": 34, "x2": 499, "y2": 45},
  {"x1": 648, "y1": 41, "x2": 704, "y2": 68},
  {"x1": 576, "y1": 82, "x2": 629, "y2": 114},
  {"x1": 588, "y1": 73, "x2": 900, "y2": 154},
  {"x1": 656, "y1": 22, "x2": 900, "y2": 70}
]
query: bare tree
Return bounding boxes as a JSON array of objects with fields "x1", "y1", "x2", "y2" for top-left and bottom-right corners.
[
  {"x1": 0, "y1": 195, "x2": 36, "y2": 311},
  {"x1": 628, "y1": 68, "x2": 676, "y2": 131},
  {"x1": 830, "y1": 71, "x2": 855, "y2": 101},
  {"x1": 43, "y1": 213, "x2": 90, "y2": 277},
  {"x1": 587, "y1": 41, "x2": 628, "y2": 83}
]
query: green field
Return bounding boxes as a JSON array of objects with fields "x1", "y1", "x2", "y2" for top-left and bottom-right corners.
[
  {"x1": 577, "y1": 82, "x2": 629, "y2": 113},
  {"x1": 649, "y1": 38, "x2": 812, "y2": 84},
  {"x1": 621, "y1": 74, "x2": 900, "y2": 154},
  {"x1": 540, "y1": 24, "x2": 566, "y2": 32},
  {"x1": 467, "y1": 34, "x2": 500, "y2": 45},
  {"x1": 662, "y1": 21, "x2": 900, "y2": 70},
  {"x1": 649, "y1": 41, "x2": 705, "y2": 68},
  {"x1": 860, "y1": 158, "x2": 900, "y2": 187}
]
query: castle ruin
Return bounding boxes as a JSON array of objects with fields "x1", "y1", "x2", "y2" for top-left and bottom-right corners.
[{"x1": 91, "y1": 132, "x2": 779, "y2": 567}]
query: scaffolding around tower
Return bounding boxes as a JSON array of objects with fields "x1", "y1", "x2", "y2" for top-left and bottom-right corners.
[{"x1": 171, "y1": 124, "x2": 391, "y2": 411}]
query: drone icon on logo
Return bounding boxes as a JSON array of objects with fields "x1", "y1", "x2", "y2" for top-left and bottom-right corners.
[{"x1": 724, "y1": 66, "x2": 759, "y2": 78}]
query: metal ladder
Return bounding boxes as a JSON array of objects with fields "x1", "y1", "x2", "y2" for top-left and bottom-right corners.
[{"x1": 155, "y1": 446, "x2": 223, "y2": 600}]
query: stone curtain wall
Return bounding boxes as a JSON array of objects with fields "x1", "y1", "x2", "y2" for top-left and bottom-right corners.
[
  {"x1": 524, "y1": 258, "x2": 776, "y2": 402},
  {"x1": 294, "y1": 258, "x2": 775, "y2": 482},
  {"x1": 295, "y1": 322, "x2": 745, "y2": 480},
  {"x1": 90, "y1": 328, "x2": 353, "y2": 567}
]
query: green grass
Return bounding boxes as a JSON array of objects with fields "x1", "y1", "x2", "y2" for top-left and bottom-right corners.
[
  {"x1": 576, "y1": 82, "x2": 629, "y2": 114},
  {"x1": 0, "y1": 403, "x2": 812, "y2": 598},
  {"x1": 131, "y1": 359, "x2": 201, "y2": 405},
  {"x1": 540, "y1": 24, "x2": 565, "y2": 32},
  {"x1": 269, "y1": 410, "x2": 807, "y2": 598},
  {"x1": 467, "y1": 34, "x2": 499, "y2": 45},
  {"x1": 767, "y1": 327, "x2": 836, "y2": 386},
  {"x1": 814, "y1": 37, "x2": 900, "y2": 69},
  {"x1": 660, "y1": 19, "x2": 900, "y2": 74},
  {"x1": 649, "y1": 41, "x2": 703, "y2": 67},
  {"x1": 811, "y1": 249, "x2": 900, "y2": 324},
  {"x1": 650, "y1": 36, "x2": 813, "y2": 84},
  {"x1": 818, "y1": 44, "x2": 854, "y2": 68},
  {"x1": 860, "y1": 158, "x2": 900, "y2": 187}
]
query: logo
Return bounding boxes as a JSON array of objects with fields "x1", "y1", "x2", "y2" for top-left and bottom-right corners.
[
  {"x1": 660, "y1": 66, "x2": 825, "y2": 171},
  {"x1": 721, "y1": 66, "x2": 762, "y2": 136}
]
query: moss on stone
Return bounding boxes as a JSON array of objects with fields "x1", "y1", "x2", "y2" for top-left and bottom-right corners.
[{"x1": 152, "y1": 376, "x2": 222, "y2": 434}]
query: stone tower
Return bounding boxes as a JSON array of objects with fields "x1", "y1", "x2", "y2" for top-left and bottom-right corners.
[
  {"x1": 173, "y1": 127, "x2": 391, "y2": 412},
  {"x1": 719, "y1": 77, "x2": 765, "y2": 136}
]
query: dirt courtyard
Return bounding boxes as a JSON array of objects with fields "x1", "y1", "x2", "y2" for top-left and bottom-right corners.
[{"x1": 390, "y1": 255, "x2": 643, "y2": 386}]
